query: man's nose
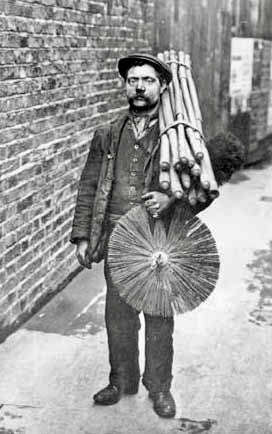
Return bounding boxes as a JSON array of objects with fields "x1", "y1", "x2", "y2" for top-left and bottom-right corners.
[{"x1": 136, "y1": 79, "x2": 145, "y2": 91}]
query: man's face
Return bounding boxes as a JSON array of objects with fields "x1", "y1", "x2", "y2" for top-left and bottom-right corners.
[{"x1": 125, "y1": 64, "x2": 166, "y2": 112}]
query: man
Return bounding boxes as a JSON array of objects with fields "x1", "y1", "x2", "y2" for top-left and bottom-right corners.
[{"x1": 70, "y1": 53, "x2": 245, "y2": 418}]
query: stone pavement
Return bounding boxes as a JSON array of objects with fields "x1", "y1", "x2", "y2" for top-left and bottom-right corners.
[{"x1": 0, "y1": 161, "x2": 272, "y2": 434}]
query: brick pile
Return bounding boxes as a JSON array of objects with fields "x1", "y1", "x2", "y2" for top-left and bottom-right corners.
[{"x1": 0, "y1": 0, "x2": 154, "y2": 340}]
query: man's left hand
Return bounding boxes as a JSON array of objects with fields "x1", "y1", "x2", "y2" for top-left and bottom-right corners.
[{"x1": 142, "y1": 191, "x2": 173, "y2": 218}]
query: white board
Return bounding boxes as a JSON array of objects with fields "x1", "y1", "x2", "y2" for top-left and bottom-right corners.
[{"x1": 229, "y1": 37, "x2": 254, "y2": 115}]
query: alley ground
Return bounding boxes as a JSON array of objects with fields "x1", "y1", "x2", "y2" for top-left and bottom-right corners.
[{"x1": 0, "y1": 159, "x2": 272, "y2": 434}]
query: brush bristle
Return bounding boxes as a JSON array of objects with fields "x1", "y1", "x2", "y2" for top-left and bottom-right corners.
[{"x1": 108, "y1": 205, "x2": 220, "y2": 317}]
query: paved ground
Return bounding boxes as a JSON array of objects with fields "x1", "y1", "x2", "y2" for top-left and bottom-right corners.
[{"x1": 0, "y1": 161, "x2": 272, "y2": 434}]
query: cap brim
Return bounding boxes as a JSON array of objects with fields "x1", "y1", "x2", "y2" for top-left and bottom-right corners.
[{"x1": 118, "y1": 53, "x2": 172, "y2": 84}]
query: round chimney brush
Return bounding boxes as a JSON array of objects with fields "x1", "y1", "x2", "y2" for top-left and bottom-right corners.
[{"x1": 108, "y1": 205, "x2": 220, "y2": 317}]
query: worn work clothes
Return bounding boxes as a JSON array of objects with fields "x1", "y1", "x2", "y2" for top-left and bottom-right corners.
[
  {"x1": 70, "y1": 112, "x2": 215, "y2": 257},
  {"x1": 71, "y1": 110, "x2": 245, "y2": 394},
  {"x1": 104, "y1": 114, "x2": 174, "y2": 393},
  {"x1": 104, "y1": 250, "x2": 174, "y2": 393},
  {"x1": 70, "y1": 114, "x2": 243, "y2": 254},
  {"x1": 109, "y1": 112, "x2": 159, "y2": 216}
]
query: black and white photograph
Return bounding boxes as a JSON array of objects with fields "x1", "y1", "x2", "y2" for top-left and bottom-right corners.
[{"x1": 0, "y1": 0, "x2": 272, "y2": 433}]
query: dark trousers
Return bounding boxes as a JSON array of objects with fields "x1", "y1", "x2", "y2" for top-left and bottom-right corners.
[{"x1": 104, "y1": 257, "x2": 174, "y2": 394}]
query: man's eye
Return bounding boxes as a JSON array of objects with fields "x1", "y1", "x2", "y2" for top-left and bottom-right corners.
[
  {"x1": 146, "y1": 78, "x2": 154, "y2": 84},
  {"x1": 128, "y1": 78, "x2": 136, "y2": 85}
]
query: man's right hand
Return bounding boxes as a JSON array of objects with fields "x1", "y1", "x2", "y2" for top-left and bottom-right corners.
[{"x1": 76, "y1": 240, "x2": 92, "y2": 269}]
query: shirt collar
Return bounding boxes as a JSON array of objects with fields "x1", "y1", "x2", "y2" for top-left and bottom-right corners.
[
  {"x1": 128, "y1": 104, "x2": 159, "y2": 122},
  {"x1": 127, "y1": 106, "x2": 159, "y2": 140}
]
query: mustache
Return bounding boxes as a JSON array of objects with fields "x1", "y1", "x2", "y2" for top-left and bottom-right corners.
[{"x1": 132, "y1": 94, "x2": 148, "y2": 100}]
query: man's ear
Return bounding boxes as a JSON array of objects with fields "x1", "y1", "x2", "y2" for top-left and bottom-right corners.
[{"x1": 160, "y1": 80, "x2": 167, "y2": 94}]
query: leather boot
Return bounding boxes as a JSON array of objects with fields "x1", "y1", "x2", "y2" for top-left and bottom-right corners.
[
  {"x1": 149, "y1": 391, "x2": 176, "y2": 418},
  {"x1": 93, "y1": 383, "x2": 138, "y2": 406}
]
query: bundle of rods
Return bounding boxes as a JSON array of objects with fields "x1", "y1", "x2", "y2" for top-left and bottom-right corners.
[{"x1": 158, "y1": 50, "x2": 219, "y2": 206}]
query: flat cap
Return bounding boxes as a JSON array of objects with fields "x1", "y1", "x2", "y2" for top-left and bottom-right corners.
[{"x1": 118, "y1": 53, "x2": 172, "y2": 84}]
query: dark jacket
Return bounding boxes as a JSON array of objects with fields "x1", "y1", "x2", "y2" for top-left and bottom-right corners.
[{"x1": 71, "y1": 113, "x2": 245, "y2": 262}]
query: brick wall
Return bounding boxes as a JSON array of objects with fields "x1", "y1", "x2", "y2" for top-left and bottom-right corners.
[{"x1": 0, "y1": 0, "x2": 154, "y2": 341}]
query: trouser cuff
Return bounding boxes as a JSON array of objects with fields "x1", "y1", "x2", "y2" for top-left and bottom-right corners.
[
  {"x1": 110, "y1": 372, "x2": 140, "y2": 392},
  {"x1": 142, "y1": 376, "x2": 172, "y2": 394}
]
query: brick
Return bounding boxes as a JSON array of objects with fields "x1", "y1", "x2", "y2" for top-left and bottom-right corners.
[
  {"x1": 0, "y1": 209, "x2": 7, "y2": 222},
  {"x1": 2, "y1": 276, "x2": 20, "y2": 295},
  {"x1": 27, "y1": 282, "x2": 45, "y2": 303},
  {"x1": 7, "y1": 138, "x2": 35, "y2": 158},
  {"x1": 21, "y1": 256, "x2": 43, "y2": 278},
  {"x1": 21, "y1": 240, "x2": 29, "y2": 252},
  {"x1": 88, "y1": 3, "x2": 105, "y2": 14},
  {"x1": 5, "y1": 244, "x2": 21, "y2": 265},
  {"x1": 0, "y1": 296, "x2": 12, "y2": 316},
  {"x1": 7, "y1": 302, "x2": 23, "y2": 324},
  {"x1": 0, "y1": 271, "x2": 6, "y2": 285},
  {"x1": 0, "y1": 158, "x2": 20, "y2": 175},
  {"x1": 17, "y1": 194, "x2": 35, "y2": 213},
  {"x1": 0, "y1": 125, "x2": 28, "y2": 144},
  {"x1": 17, "y1": 250, "x2": 34, "y2": 269},
  {"x1": 33, "y1": 218, "x2": 40, "y2": 231},
  {"x1": 16, "y1": 223, "x2": 33, "y2": 242},
  {"x1": 20, "y1": 272, "x2": 39, "y2": 294},
  {"x1": 41, "y1": 210, "x2": 53, "y2": 224},
  {"x1": 5, "y1": 262, "x2": 17, "y2": 277},
  {"x1": 50, "y1": 240, "x2": 63, "y2": 255},
  {"x1": 4, "y1": 232, "x2": 17, "y2": 249},
  {"x1": 0, "y1": 146, "x2": 7, "y2": 160},
  {"x1": 31, "y1": 229, "x2": 45, "y2": 244},
  {"x1": 19, "y1": 296, "x2": 28, "y2": 312}
]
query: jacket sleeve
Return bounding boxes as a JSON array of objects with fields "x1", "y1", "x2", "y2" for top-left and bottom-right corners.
[
  {"x1": 190, "y1": 131, "x2": 246, "y2": 215},
  {"x1": 70, "y1": 130, "x2": 104, "y2": 244}
]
